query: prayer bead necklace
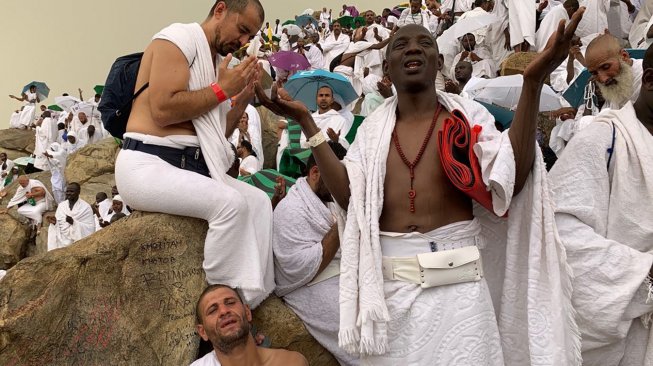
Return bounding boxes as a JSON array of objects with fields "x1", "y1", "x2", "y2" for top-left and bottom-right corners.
[{"x1": 392, "y1": 104, "x2": 443, "y2": 213}]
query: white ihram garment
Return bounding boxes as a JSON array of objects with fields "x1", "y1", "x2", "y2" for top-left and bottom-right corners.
[
  {"x1": 550, "y1": 103, "x2": 653, "y2": 366},
  {"x1": 321, "y1": 33, "x2": 350, "y2": 71},
  {"x1": 536, "y1": 5, "x2": 570, "y2": 52},
  {"x1": 45, "y1": 142, "x2": 67, "y2": 204},
  {"x1": 577, "y1": 0, "x2": 610, "y2": 38},
  {"x1": 508, "y1": 0, "x2": 536, "y2": 48},
  {"x1": 47, "y1": 198, "x2": 95, "y2": 251},
  {"x1": 303, "y1": 110, "x2": 349, "y2": 149},
  {"x1": 115, "y1": 22, "x2": 274, "y2": 308},
  {"x1": 273, "y1": 177, "x2": 358, "y2": 366},
  {"x1": 7, "y1": 179, "x2": 54, "y2": 225},
  {"x1": 629, "y1": 0, "x2": 653, "y2": 48},
  {"x1": 337, "y1": 91, "x2": 580, "y2": 365},
  {"x1": 17, "y1": 91, "x2": 37, "y2": 128}
]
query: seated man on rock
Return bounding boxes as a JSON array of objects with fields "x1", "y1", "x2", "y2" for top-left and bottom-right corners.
[
  {"x1": 192, "y1": 284, "x2": 308, "y2": 366},
  {"x1": 1, "y1": 175, "x2": 54, "y2": 226},
  {"x1": 272, "y1": 142, "x2": 357, "y2": 366},
  {"x1": 47, "y1": 182, "x2": 96, "y2": 251}
]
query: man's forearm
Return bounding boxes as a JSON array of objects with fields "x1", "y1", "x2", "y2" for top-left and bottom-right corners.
[
  {"x1": 299, "y1": 116, "x2": 351, "y2": 208},
  {"x1": 508, "y1": 79, "x2": 540, "y2": 195},
  {"x1": 150, "y1": 87, "x2": 220, "y2": 127},
  {"x1": 225, "y1": 102, "x2": 248, "y2": 138},
  {"x1": 315, "y1": 224, "x2": 340, "y2": 276}
]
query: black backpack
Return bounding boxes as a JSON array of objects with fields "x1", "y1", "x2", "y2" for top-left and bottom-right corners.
[{"x1": 98, "y1": 52, "x2": 149, "y2": 139}]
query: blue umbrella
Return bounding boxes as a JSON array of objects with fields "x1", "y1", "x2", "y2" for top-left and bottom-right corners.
[
  {"x1": 295, "y1": 14, "x2": 318, "y2": 28},
  {"x1": 285, "y1": 69, "x2": 359, "y2": 111},
  {"x1": 476, "y1": 101, "x2": 515, "y2": 129},
  {"x1": 22, "y1": 81, "x2": 50, "y2": 101}
]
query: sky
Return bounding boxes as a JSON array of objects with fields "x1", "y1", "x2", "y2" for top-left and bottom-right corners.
[{"x1": 0, "y1": 0, "x2": 401, "y2": 129}]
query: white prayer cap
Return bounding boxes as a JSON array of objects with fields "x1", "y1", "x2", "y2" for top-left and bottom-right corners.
[
  {"x1": 67, "y1": 130, "x2": 77, "y2": 138},
  {"x1": 112, "y1": 195, "x2": 124, "y2": 203}
]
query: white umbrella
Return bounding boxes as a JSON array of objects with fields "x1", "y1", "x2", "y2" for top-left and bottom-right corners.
[
  {"x1": 54, "y1": 96, "x2": 81, "y2": 112},
  {"x1": 70, "y1": 101, "x2": 101, "y2": 120},
  {"x1": 282, "y1": 24, "x2": 302, "y2": 36},
  {"x1": 438, "y1": 14, "x2": 498, "y2": 46},
  {"x1": 467, "y1": 74, "x2": 564, "y2": 112}
]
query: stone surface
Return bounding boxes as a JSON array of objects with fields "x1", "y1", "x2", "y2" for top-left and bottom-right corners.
[
  {"x1": 256, "y1": 106, "x2": 281, "y2": 170},
  {"x1": 79, "y1": 173, "x2": 115, "y2": 206},
  {"x1": 0, "y1": 212, "x2": 339, "y2": 365},
  {"x1": 0, "y1": 128, "x2": 35, "y2": 154},
  {"x1": 253, "y1": 296, "x2": 340, "y2": 366},
  {"x1": 0, "y1": 214, "x2": 29, "y2": 270},
  {"x1": 65, "y1": 137, "x2": 119, "y2": 185}
]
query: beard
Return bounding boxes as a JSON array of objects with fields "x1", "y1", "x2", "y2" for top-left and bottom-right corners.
[
  {"x1": 214, "y1": 28, "x2": 242, "y2": 56},
  {"x1": 596, "y1": 61, "x2": 634, "y2": 107},
  {"x1": 212, "y1": 314, "x2": 250, "y2": 354}
]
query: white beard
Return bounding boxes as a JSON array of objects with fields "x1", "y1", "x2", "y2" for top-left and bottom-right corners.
[{"x1": 596, "y1": 61, "x2": 634, "y2": 108}]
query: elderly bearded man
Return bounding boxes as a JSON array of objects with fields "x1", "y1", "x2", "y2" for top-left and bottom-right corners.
[{"x1": 258, "y1": 11, "x2": 586, "y2": 366}]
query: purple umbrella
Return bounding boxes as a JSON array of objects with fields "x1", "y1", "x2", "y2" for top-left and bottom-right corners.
[{"x1": 268, "y1": 51, "x2": 310, "y2": 72}]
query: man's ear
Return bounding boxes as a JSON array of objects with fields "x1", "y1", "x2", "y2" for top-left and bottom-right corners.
[
  {"x1": 437, "y1": 54, "x2": 444, "y2": 71},
  {"x1": 309, "y1": 165, "x2": 320, "y2": 181},
  {"x1": 213, "y1": 1, "x2": 227, "y2": 19},
  {"x1": 382, "y1": 60, "x2": 389, "y2": 78},
  {"x1": 197, "y1": 324, "x2": 209, "y2": 341},
  {"x1": 245, "y1": 304, "x2": 253, "y2": 323}
]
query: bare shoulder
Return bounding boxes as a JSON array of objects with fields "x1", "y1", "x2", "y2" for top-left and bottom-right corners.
[{"x1": 260, "y1": 348, "x2": 308, "y2": 366}]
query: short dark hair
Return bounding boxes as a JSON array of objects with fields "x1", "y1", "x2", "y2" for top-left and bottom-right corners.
[
  {"x1": 209, "y1": 0, "x2": 265, "y2": 21},
  {"x1": 239, "y1": 140, "x2": 256, "y2": 157},
  {"x1": 304, "y1": 141, "x2": 347, "y2": 176},
  {"x1": 110, "y1": 212, "x2": 126, "y2": 223},
  {"x1": 195, "y1": 284, "x2": 245, "y2": 324},
  {"x1": 68, "y1": 182, "x2": 81, "y2": 191}
]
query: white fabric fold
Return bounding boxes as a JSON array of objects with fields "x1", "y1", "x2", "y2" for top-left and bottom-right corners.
[
  {"x1": 49, "y1": 198, "x2": 96, "y2": 250},
  {"x1": 550, "y1": 102, "x2": 653, "y2": 365}
]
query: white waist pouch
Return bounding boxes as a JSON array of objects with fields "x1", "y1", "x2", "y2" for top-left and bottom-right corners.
[{"x1": 417, "y1": 246, "x2": 483, "y2": 288}]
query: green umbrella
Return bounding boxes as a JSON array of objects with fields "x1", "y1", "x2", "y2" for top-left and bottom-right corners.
[
  {"x1": 93, "y1": 85, "x2": 104, "y2": 95},
  {"x1": 238, "y1": 169, "x2": 296, "y2": 198},
  {"x1": 278, "y1": 119, "x2": 310, "y2": 178},
  {"x1": 47, "y1": 104, "x2": 63, "y2": 112},
  {"x1": 335, "y1": 16, "x2": 365, "y2": 28},
  {"x1": 282, "y1": 19, "x2": 296, "y2": 26}
]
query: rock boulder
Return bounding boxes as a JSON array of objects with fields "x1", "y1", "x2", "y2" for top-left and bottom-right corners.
[
  {"x1": 0, "y1": 212, "x2": 339, "y2": 365},
  {"x1": 65, "y1": 138, "x2": 119, "y2": 185},
  {"x1": 0, "y1": 128, "x2": 35, "y2": 155}
]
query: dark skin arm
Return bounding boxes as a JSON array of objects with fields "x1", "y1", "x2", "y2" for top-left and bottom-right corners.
[
  {"x1": 648, "y1": 24, "x2": 653, "y2": 39},
  {"x1": 314, "y1": 223, "x2": 340, "y2": 277},
  {"x1": 255, "y1": 83, "x2": 351, "y2": 208},
  {"x1": 511, "y1": 8, "x2": 585, "y2": 195}
]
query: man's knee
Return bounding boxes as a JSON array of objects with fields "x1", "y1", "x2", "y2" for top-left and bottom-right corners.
[{"x1": 210, "y1": 191, "x2": 249, "y2": 222}]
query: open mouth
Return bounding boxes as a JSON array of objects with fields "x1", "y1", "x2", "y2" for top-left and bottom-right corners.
[
  {"x1": 219, "y1": 318, "x2": 238, "y2": 329},
  {"x1": 404, "y1": 60, "x2": 423, "y2": 70}
]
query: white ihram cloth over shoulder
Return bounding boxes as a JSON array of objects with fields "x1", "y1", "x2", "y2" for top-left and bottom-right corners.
[
  {"x1": 535, "y1": 4, "x2": 570, "y2": 52},
  {"x1": 190, "y1": 350, "x2": 221, "y2": 366},
  {"x1": 7, "y1": 179, "x2": 54, "y2": 210},
  {"x1": 549, "y1": 102, "x2": 653, "y2": 366},
  {"x1": 337, "y1": 90, "x2": 581, "y2": 365},
  {"x1": 153, "y1": 23, "x2": 274, "y2": 306},
  {"x1": 507, "y1": 0, "x2": 536, "y2": 48},
  {"x1": 273, "y1": 177, "x2": 358, "y2": 366},
  {"x1": 48, "y1": 198, "x2": 96, "y2": 251},
  {"x1": 302, "y1": 109, "x2": 350, "y2": 149},
  {"x1": 320, "y1": 33, "x2": 350, "y2": 71}
]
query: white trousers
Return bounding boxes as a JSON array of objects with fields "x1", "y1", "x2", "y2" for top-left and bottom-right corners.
[
  {"x1": 17, "y1": 201, "x2": 47, "y2": 225},
  {"x1": 115, "y1": 147, "x2": 274, "y2": 307}
]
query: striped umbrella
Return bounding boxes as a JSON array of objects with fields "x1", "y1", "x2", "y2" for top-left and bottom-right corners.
[{"x1": 238, "y1": 169, "x2": 296, "y2": 198}]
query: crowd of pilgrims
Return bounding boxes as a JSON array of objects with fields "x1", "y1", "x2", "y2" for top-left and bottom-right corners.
[{"x1": 2, "y1": 0, "x2": 653, "y2": 365}]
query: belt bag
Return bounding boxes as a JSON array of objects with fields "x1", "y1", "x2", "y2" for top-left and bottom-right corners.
[{"x1": 417, "y1": 246, "x2": 483, "y2": 289}]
